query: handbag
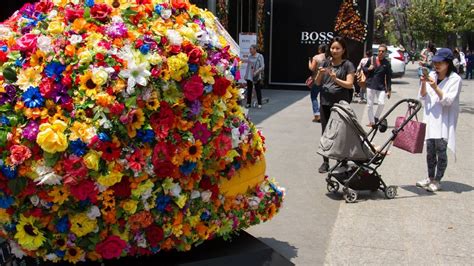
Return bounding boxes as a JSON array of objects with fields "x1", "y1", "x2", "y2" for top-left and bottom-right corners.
[
  {"x1": 356, "y1": 69, "x2": 366, "y2": 88},
  {"x1": 393, "y1": 108, "x2": 426, "y2": 153},
  {"x1": 305, "y1": 76, "x2": 314, "y2": 88}
]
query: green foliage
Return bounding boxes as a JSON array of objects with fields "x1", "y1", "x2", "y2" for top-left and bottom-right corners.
[{"x1": 406, "y1": 0, "x2": 474, "y2": 46}]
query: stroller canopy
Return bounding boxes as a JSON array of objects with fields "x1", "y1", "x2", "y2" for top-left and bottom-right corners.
[{"x1": 318, "y1": 101, "x2": 376, "y2": 161}]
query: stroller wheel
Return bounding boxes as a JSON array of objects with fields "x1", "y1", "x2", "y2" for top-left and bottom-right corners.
[
  {"x1": 384, "y1": 186, "x2": 397, "y2": 199},
  {"x1": 343, "y1": 189, "x2": 358, "y2": 203},
  {"x1": 327, "y1": 181, "x2": 339, "y2": 193}
]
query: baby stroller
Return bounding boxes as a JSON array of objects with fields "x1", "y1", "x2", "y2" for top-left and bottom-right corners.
[{"x1": 318, "y1": 99, "x2": 422, "y2": 203}]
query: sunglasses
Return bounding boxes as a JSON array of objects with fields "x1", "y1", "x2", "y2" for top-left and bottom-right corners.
[{"x1": 378, "y1": 50, "x2": 386, "y2": 53}]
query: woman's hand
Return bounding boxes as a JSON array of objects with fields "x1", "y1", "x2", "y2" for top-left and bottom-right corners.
[
  {"x1": 421, "y1": 76, "x2": 436, "y2": 89},
  {"x1": 328, "y1": 70, "x2": 337, "y2": 81}
]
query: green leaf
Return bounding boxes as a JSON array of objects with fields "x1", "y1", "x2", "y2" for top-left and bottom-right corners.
[
  {"x1": 125, "y1": 96, "x2": 137, "y2": 108},
  {"x1": 3, "y1": 66, "x2": 17, "y2": 82},
  {"x1": 8, "y1": 178, "x2": 27, "y2": 196},
  {"x1": 0, "y1": 104, "x2": 11, "y2": 112},
  {"x1": 0, "y1": 130, "x2": 8, "y2": 147},
  {"x1": 122, "y1": 8, "x2": 138, "y2": 17},
  {"x1": 44, "y1": 152, "x2": 60, "y2": 167}
]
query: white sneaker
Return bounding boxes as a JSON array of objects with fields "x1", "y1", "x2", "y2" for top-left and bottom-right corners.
[
  {"x1": 427, "y1": 181, "x2": 441, "y2": 192},
  {"x1": 416, "y1": 177, "x2": 432, "y2": 188}
]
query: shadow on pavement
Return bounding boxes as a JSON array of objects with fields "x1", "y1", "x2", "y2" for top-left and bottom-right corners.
[
  {"x1": 399, "y1": 185, "x2": 437, "y2": 198},
  {"x1": 438, "y1": 181, "x2": 474, "y2": 194},
  {"x1": 459, "y1": 102, "x2": 474, "y2": 114},
  {"x1": 246, "y1": 89, "x2": 308, "y2": 125},
  {"x1": 392, "y1": 80, "x2": 410, "y2": 85},
  {"x1": 258, "y1": 237, "x2": 298, "y2": 261}
]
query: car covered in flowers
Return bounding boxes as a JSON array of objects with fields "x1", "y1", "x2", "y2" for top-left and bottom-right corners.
[{"x1": 0, "y1": 0, "x2": 283, "y2": 263}]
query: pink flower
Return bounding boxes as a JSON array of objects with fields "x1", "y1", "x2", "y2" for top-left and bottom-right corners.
[
  {"x1": 90, "y1": 4, "x2": 112, "y2": 22},
  {"x1": 183, "y1": 75, "x2": 204, "y2": 101},
  {"x1": 213, "y1": 76, "x2": 231, "y2": 96},
  {"x1": 16, "y1": 33, "x2": 38, "y2": 51},
  {"x1": 9, "y1": 145, "x2": 32, "y2": 165}
]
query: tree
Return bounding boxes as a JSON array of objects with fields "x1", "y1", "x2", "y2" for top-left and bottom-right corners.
[{"x1": 334, "y1": 0, "x2": 368, "y2": 42}]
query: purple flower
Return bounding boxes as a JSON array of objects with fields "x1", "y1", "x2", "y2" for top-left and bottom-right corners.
[
  {"x1": 0, "y1": 85, "x2": 17, "y2": 105},
  {"x1": 50, "y1": 83, "x2": 71, "y2": 104},
  {"x1": 106, "y1": 22, "x2": 128, "y2": 38},
  {"x1": 22, "y1": 121, "x2": 39, "y2": 141},
  {"x1": 191, "y1": 122, "x2": 211, "y2": 144},
  {"x1": 189, "y1": 100, "x2": 201, "y2": 116}
]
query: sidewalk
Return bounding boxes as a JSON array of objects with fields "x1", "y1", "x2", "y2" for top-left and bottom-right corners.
[{"x1": 324, "y1": 64, "x2": 474, "y2": 264}]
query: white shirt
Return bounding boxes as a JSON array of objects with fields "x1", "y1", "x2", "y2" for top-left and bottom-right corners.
[{"x1": 419, "y1": 71, "x2": 461, "y2": 156}]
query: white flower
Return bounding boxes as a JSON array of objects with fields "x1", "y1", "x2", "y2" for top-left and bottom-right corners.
[
  {"x1": 119, "y1": 62, "x2": 151, "y2": 94},
  {"x1": 191, "y1": 190, "x2": 201, "y2": 199},
  {"x1": 166, "y1": 30, "x2": 183, "y2": 46},
  {"x1": 248, "y1": 196, "x2": 261, "y2": 209},
  {"x1": 69, "y1": 34, "x2": 83, "y2": 45},
  {"x1": 111, "y1": 15, "x2": 124, "y2": 23},
  {"x1": 45, "y1": 253, "x2": 59, "y2": 261},
  {"x1": 47, "y1": 10, "x2": 58, "y2": 19},
  {"x1": 161, "y1": 9, "x2": 172, "y2": 19},
  {"x1": 201, "y1": 190, "x2": 212, "y2": 202},
  {"x1": 170, "y1": 183, "x2": 182, "y2": 197},
  {"x1": 9, "y1": 241, "x2": 26, "y2": 259},
  {"x1": 30, "y1": 195, "x2": 40, "y2": 206},
  {"x1": 0, "y1": 25, "x2": 12, "y2": 39},
  {"x1": 196, "y1": 30, "x2": 210, "y2": 46},
  {"x1": 37, "y1": 35, "x2": 52, "y2": 52},
  {"x1": 87, "y1": 206, "x2": 101, "y2": 219},
  {"x1": 34, "y1": 165, "x2": 63, "y2": 185}
]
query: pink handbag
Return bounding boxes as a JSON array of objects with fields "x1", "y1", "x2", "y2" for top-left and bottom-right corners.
[
  {"x1": 305, "y1": 76, "x2": 314, "y2": 88},
  {"x1": 393, "y1": 109, "x2": 426, "y2": 153}
]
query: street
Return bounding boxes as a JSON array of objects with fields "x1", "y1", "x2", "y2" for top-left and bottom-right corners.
[{"x1": 246, "y1": 63, "x2": 474, "y2": 265}]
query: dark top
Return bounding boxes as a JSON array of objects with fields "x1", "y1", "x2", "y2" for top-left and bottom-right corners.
[
  {"x1": 363, "y1": 56, "x2": 392, "y2": 92},
  {"x1": 319, "y1": 59, "x2": 355, "y2": 106}
]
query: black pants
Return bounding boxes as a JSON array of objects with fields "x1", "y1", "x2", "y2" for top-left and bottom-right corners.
[
  {"x1": 320, "y1": 104, "x2": 333, "y2": 163},
  {"x1": 246, "y1": 80, "x2": 262, "y2": 105}
]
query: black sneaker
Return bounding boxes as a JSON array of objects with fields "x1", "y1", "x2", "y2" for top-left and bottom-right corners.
[{"x1": 318, "y1": 162, "x2": 329, "y2": 173}]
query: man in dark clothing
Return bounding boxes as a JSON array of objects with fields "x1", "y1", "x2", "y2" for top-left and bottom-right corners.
[{"x1": 363, "y1": 44, "x2": 392, "y2": 127}]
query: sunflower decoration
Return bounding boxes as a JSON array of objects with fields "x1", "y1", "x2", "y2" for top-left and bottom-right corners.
[{"x1": 0, "y1": 0, "x2": 284, "y2": 263}]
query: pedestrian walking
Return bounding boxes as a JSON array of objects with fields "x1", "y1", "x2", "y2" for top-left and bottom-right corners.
[
  {"x1": 416, "y1": 48, "x2": 461, "y2": 192},
  {"x1": 464, "y1": 50, "x2": 473, "y2": 79},
  {"x1": 418, "y1": 43, "x2": 436, "y2": 75},
  {"x1": 244, "y1": 44, "x2": 265, "y2": 109},
  {"x1": 363, "y1": 44, "x2": 392, "y2": 127},
  {"x1": 308, "y1": 44, "x2": 328, "y2": 122},
  {"x1": 355, "y1": 49, "x2": 372, "y2": 104},
  {"x1": 315, "y1": 37, "x2": 355, "y2": 173}
]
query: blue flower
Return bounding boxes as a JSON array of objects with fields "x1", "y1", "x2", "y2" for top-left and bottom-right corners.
[
  {"x1": 69, "y1": 139, "x2": 88, "y2": 156},
  {"x1": 0, "y1": 45, "x2": 7, "y2": 52},
  {"x1": 204, "y1": 85, "x2": 213, "y2": 93},
  {"x1": 55, "y1": 216, "x2": 69, "y2": 233},
  {"x1": 155, "y1": 4, "x2": 163, "y2": 15},
  {"x1": 139, "y1": 44, "x2": 150, "y2": 55},
  {"x1": 15, "y1": 58, "x2": 25, "y2": 67},
  {"x1": 4, "y1": 223, "x2": 15, "y2": 232},
  {"x1": 98, "y1": 132, "x2": 111, "y2": 142},
  {"x1": 188, "y1": 63, "x2": 198, "y2": 73},
  {"x1": 233, "y1": 161, "x2": 241, "y2": 170},
  {"x1": 85, "y1": 0, "x2": 95, "y2": 7},
  {"x1": 179, "y1": 161, "x2": 196, "y2": 176},
  {"x1": 44, "y1": 62, "x2": 66, "y2": 81},
  {"x1": 0, "y1": 116, "x2": 10, "y2": 126},
  {"x1": 155, "y1": 195, "x2": 171, "y2": 213},
  {"x1": 1, "y1": 165, "x2": 17, "y2": 180},
  {"x1": 200, "y1": 210, "x2": 211, "y2": 221},
  {"x1": 269, "y1": 182, "x2": 283, "y2": 197},
  {"x1": 22, "y1": 87, "x2": 45, "y2": 108},
  {"x1": 136, "y1": 129, "x2": 155, "y2": 143},
  {"x1": 55, "y1": 250, "x2": 66, "y2": 258},
  {"x1": 0, "y1": 195, "x2": 14, "y2": 208}
]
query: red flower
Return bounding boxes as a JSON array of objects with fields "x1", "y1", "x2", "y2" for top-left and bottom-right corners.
[
  {"x1": 213, "y1": 76, "x2": 231, "y2": 96},
  {"x1": 0, "y1": 51, "x2": 8, "y2": 63},
  {"x1": 39, "y1": 78, "x2": 55, "y2": 100},
  {"x1": 150, "y1": 103, "x2": 175, "y2": 139},
  {"x1": 152, "y1": 159, "x2": 178, "y2": 179},
  {"x1": 171, "y1": 0, "x2": 190, "y2": 9},
  {"x1": 183, "y1": 44, "x2": 202, "y2": 64},
  {"x1": 69, "y1": 179, "x2": 98, "y2": 203},
  {"x1": 96, "y1": 141, "x2": 121, "y2": 161},
  {"x1": 213, "y1": 134, "x2": 232, "y2": 157},
  {"x1": 111, "y1": 178, "x2": 131, "y2": 199},
  {"x1": 127, "y1": 150, "x2": 145, "y2": 173},
  {"x1": 65, "y1": 6, "x2": 84, "y2": 22},
  {"x1": 169, "y1": 45, "x2": 181, "y2": 55},
  {"x1": 63, "y1": 156, "x2": 88, "y2": 184},
  {"x1": 109, "y1": 102, "x2": 125, "y2": 116},
  {"x1": 16, "y1": 33, "x2": 37, "y2": 52},
  {"x1": 35, "y1": 1, "x2": 54, "y2": 13},
  {"x1": 145, "y1": 224, "x2": 164, "y2": 248},
  {"x1": 90, "y1": 4, "x2": 112, "y2": 22},
  {"x1": 183, "y1": 75, "x2": 204, "y2": 101},
  {"x1": 9, "y1": 145, "x2": 32, "y2": 165},
  {"x1": 95, "y1": 235, "x2": 127, "y2": 260},
  {"x1": 199, "y1": 176, "x2": 220, "y2": 200}
]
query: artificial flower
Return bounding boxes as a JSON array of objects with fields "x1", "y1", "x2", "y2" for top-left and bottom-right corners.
[
  {"x1": 36, "y1": 120, "x2": 68, "y2": 153},
  {"x1": 14, "y1": 215, "x2": 45, "y2": 251}
]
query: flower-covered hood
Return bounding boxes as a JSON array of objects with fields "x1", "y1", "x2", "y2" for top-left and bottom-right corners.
[{"x1": 0, "y1": 0, "x2": 283, "y2": 263}]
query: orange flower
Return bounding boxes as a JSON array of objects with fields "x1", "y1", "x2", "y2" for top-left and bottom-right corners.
[
  {"x1": 161, "y1": 237, "x2": 174, "y2": 251},
  {"x1": 72, "y1": 18, "x2": 87, "y2": 32},
  {"x1": 64, "y1": 44, "x2": 76, "y2": 57},
  {"x1": 195, "y1": 223, "x2": 208, "y2": 239},
  {"x1": 182, "y1": 224, "x2": 191, "y2": 237},
  {"x1": 173, "y1": 212, "x2": 183, "y2": 226},
  {"x1": 129, "y1": 211, "x2": 153, "y2": 231}
]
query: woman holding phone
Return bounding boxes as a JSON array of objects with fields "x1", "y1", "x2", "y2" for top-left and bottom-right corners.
[
  {"x1": 417, "y1": 48, "x2": 461, "y2": 192},
  {"x1": 314, "y1": 37, "x2": 355, "y2": 173}
]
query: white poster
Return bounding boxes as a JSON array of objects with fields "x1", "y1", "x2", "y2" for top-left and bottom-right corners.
[{"x1": 238, "y1": 33, "x2": 257, "y2": 83}]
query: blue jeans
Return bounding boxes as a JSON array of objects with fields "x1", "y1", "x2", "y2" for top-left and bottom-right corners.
[{"x1": 310, "y1": 85, "x2": 320, "y2": 115}]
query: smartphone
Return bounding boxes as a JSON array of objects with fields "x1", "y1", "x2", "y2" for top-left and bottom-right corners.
[{"x1": 421, "y1": 67, "x2": 429, "y2": 79}]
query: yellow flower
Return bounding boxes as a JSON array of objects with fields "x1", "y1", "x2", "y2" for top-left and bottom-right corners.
[
  {"x1": 97, "y1": 170, "x2": 123, "y2": 187},
  {"x1": 78, "y1": 50, "x2": 93, "y2": 65},
  {"x1": 148, "y1": 52, "x2": 163, "y2": 65},
  {"x1": 69, "y1": 121, "x2": 96, "y2": 143},
  {"x1": 30, "y1": 50, "x2": 46, "y2": 67},
  {"x1": 132, "y1": 180, "x2": 154, "y2": 198},
  {"x1": 79, "y1": 70, "x2": 100, "y2": 98},
  {"x1": 0, "y1": 209, "x2": 11, "y2": 223},
  {"x1": 122, "y1": 200, "x2": 138, "y2": 215},
  {"x1": 92, "y1": 68, "x2": 109, "y2": 86},
  {"x1": 199, "y1": 66, "x2": 215, "y2": 84},
  {"x1": 86, "y1": 32, "x2": 104, "y2": 50},
  {"x1": 83, "y1": 150, "x2": 101, "y2": 171},
  {"x1": 70, "y1": 213, "x2": 98, "y2": 237},
  {"x1": 64, "y1": 246, "x2": 84, "y2": 264},
  {"x1": 16, "y1": 66, "x2": 42, "y2": 91},
  {"x1": 14, "y1": 215, "x2": 46, "y2": 251},
  {"x1": 126, "y1": 109, "x2": 145, "y2": 138},
  {"x1": 47, "y1": 20, "x2": 64, "y2": 35},
  {"x1": 167, "y1": 53, "x2": 189, "y2": 81},
  {"x1": 178, "y1": 26, "x2": 196, "y2": 41},
  {"x1": 36, "y1": 120, "x2": 68, "y2": 153},
  {"x1": 48, "y1": 186, "x2": 70, "y2": 205},
  {"x1": 184, "y1": 140, "x2": 203, "y2": 162}
]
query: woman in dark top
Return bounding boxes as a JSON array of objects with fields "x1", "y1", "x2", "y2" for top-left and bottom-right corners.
[{"x1": 315, "y1": 37, "x2": 355, "y2": 173}]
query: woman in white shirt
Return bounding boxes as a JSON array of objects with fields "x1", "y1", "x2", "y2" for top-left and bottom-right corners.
[{"x1": 417, "y1": 48, "x2": 462, "y2": 192}]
